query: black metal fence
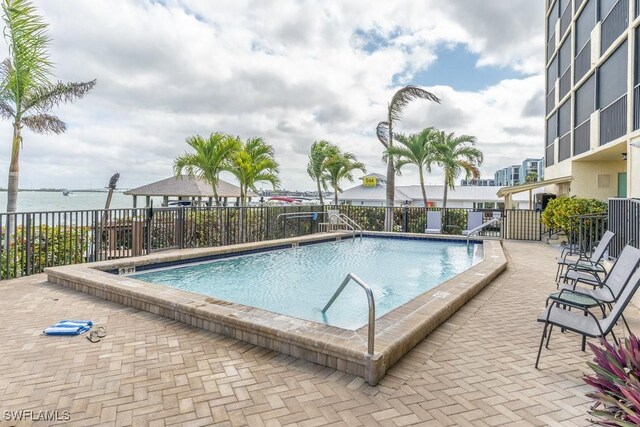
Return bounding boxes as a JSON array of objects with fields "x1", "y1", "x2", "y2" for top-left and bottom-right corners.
[
  {"x1": 609, "y1": 198, "x2": 640, "y2": 258},
  {"x1": 566, "y1": 213, "x2": 609, "y2": 256},
  {"x1": 0, "y1": 205, "x2": 548, "y2": 280}
]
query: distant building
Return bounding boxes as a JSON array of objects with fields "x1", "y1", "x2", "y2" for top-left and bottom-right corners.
[
  {"x1": 494, "y1": 158, "x2": 545, "y2": 186},
  {"x1": 339, "y1": 173, "x2": 542, "y2": 209},
  {"x1": 494, "y1": 165, "x2": 521, "y2": 187},
  {"x1": 460, "y1": 178, "x2": 496, "y2": 187},
  {"x1": 520, "y1": 158, "x2": 545, "y2": 183}
]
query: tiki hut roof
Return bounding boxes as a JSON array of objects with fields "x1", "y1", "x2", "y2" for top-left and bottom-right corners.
[{"x1": 124, "y1": 176, "x2": 257, "y2": 198}]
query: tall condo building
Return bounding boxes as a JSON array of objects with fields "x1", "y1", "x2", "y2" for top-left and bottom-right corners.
[{"x1": 545, "y1": 0, "x2": 640, "y2": 199}]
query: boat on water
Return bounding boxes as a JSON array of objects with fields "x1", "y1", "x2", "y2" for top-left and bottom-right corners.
[{"x1": 62, "y1": 190, "x2": 72, "y2": 196}]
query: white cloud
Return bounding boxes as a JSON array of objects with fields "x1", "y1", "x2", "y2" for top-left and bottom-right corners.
[{"x1": 0, "y1": 0, "x2": 544, "y2": 193}]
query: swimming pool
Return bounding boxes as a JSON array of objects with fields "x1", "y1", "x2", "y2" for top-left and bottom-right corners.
[
  {"x1": 45, "y1": 232, "x2": 507, "y2": 385},
  {"x1": 132, "y1": 237, "x2": 478, "y2": 330}
]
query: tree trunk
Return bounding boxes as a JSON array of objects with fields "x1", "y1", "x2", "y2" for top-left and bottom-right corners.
[
  {"x1": 442, "y1": 181, "x2": 448, "y2": 211},
  {"x1": 317, "y1": 179, "x2": 324, "y2": 205},
  {"x1": 419, "y1": 168, "x2": 428, "y2": 207},
  {"x1": 384, "y1": 125, "x2": 394, "y2": 231},
  {"x1": 5, "y1": 124, "x2": 21, "y2": 246},
  {"x1": 334, "y1": 185, "x2": 338, "y2": 206},
  {"x1": 7, "y1": 124, "x2": 20, "y2": 214}
]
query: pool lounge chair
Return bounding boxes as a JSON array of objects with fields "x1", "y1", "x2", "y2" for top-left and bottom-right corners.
[
  {"x1": 425, "y1": 211, "x2": 441, "y2": 234},
  {"x1": 535, "y1": 266, "x2": 640, "y2": 368},
  {"x1": 555, "y1": 230, "x2": 615, "y2": 282},
  {"x1": 558, "y1": 245, "x2": 640, "y2": 308},
  {"x1": 320, "y1": 210, "x2": 341, "y2": 232},
  {"x1": 462, "y1": 211, "x2": 484, "y2": 236}
]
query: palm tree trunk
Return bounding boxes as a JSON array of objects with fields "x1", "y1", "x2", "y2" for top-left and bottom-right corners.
[
  {"x1": 418, "y1": 168, "x2": 428, "y2": 207},
  {"x1": 334, "y1": 185, "x2": 338, "y2": 206},
  {"x1": 442, "y1": 180, "x2": 448, "y2": 211},
  {"x1": 441, "y1": 180, "x2": 448, "y2": 232},
  {"x1": 316, "y1": 179, "x2": 324, "y2": 205},
  {"x1": 5, "y1": 124, "x2": 21, "y2": 245},
  {"x1": 7, "y1": 125, "x2": 20, "y2": 214},
  {"x1": 384, "y1": 125, "x2": 394, "y2": 231}
]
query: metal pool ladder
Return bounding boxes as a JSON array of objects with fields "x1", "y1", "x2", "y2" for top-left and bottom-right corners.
[
  {"x1": 325, "y1": 212, "x2": 363, "y2": 241},
  {"x1": 465, "y1": 218, "x2": 502, "y2": 248},
  {"x1": 322, "y1": 273, "x2": 375, "y2": 355}
]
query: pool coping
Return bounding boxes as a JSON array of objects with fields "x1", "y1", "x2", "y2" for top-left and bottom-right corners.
[{"x1": 45, "y1": 232, "x2": 507, "y2": 385}]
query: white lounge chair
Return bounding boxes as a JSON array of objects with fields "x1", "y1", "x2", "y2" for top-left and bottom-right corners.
[
  {"x1": 462, "y1": 211, "x2": 484, "y2": 236},
  {"x1": 425, "y1": 211, "x2": 441, "y2": 234},
  {"x1": 320, "y1": 210, "x2": 341, "y2": 232}
]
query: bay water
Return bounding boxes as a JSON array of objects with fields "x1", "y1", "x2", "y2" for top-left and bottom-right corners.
[{"x1": 0, "y1": 191, "x2": 163, "y2": 213}]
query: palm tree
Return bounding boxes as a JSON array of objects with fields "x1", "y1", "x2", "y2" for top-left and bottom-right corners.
[
  {"x1": 323, "y1": 151, "x2": 366, "y2": 206},
  {"x1": 228, "y1": 137, "x2": 280, "y2": 206},
  {"x1": 306, "y1": 140, "x2": 339, "y2": 205},
  {"x1": 0, "y1": 0, "x2": 95, "y2": 215},
  {"x1": 432, "y1": 131, "x2": 484, "y2": 211},
  {"x1": 173, "y1": 133, "x2": 240, "y2": 205},
  {"x1": 376, "y1": 86, "x2": 440, "y2": 230},
  {"x1": 385, "y1": 128, "x2": 437, "y2": 207}
]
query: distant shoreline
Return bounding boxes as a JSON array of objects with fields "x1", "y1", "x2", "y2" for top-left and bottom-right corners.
[{"x1": 0, "y1": 189, "x2": 117, "y2": 193}]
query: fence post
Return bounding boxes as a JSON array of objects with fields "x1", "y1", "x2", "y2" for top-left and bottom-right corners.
[
  {"x1": 25, "y1": 215, "x2": 32, "y2": 276},
  {"x1": 402, "y1": 205, "x2": 408, "y2": 232},
  {"x1": 93, "y1": 210, "x2": 101, "y2": 262},
  {"x1": 177, "y1": 208, "x2": 185, "y2": 249},
  {"x1": 265, "y1": 207, "x2": 270, "y2": 240},
  {"x1": 145, "y1": 205, "x2": 153, "y2": 254}
]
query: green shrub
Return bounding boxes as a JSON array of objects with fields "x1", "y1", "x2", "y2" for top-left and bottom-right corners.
[
  {"x1": 541, "y1": 196, "x2": 607, "y2": 235},
  {"x1": 0, "y1": 225, "x2": 90, "y2": 279}
]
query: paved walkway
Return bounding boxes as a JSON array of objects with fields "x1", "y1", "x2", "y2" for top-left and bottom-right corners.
[{"x1": 0, "y1": 241, "x2": 637, "y2": 426}]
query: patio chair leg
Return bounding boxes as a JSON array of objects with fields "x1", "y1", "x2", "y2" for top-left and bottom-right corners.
[
  {"x1": 610, "y1": 330, "x2": 619, "y2": 346},
  {"x1": 535, "y1": 323, "x2": 549, "y2": 369},
  {"x1": 545, "y1": 325, "x2": 553, "y2": 349},
  {"x1": 621, "y1": 314, "x2": 632, "y2": 335}
]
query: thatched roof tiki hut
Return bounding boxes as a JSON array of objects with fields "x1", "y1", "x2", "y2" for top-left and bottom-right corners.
[{"x1": 125, "y1": 176, "x2": 257, "y2": 207}]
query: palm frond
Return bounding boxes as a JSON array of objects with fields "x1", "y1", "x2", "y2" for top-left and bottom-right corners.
[
  {"x1": 21, "y1": 112, "x2": 64, "y2": 133},
  {"x1": 0, "y1": 99, "x2": 15, "y2": 118},
  {"x1": 0, "y1": 58, "x2": 12, "y2": 94},
  {"x1": 388, "y1": 85, "x2": 440, "y2": 122},
  {"x1": 24, "y1": 79, "x2": 96, "y2": 114},
  {"x1": 2, "y1": 0, "x2": 53, "y2": 100},
  {"x1": 376, "y1": 121, "x2": 389, "y2": 147}
]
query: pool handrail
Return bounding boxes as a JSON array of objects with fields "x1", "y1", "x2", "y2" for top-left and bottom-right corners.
[
  {"x1": 321, "y1": 272, "x2": 375, "y2": 356},
  {"x1": 465, "y1": 218, "x2": 502, "y2": 248},
  {"x1": 327, "y1": 212, "x2": 363, "y2": 240}
]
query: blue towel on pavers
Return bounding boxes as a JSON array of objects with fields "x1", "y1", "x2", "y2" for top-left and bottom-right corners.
[{"x1": 44, "y1": 320, "x2": 93, "y2": 336}]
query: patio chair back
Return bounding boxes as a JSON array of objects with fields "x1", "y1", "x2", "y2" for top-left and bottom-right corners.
[
  {"x1": 327, "y1": 210, "x2": 340, "y2": 225},
  {"x1": 461, "y1": 211, "x2": 485, "y2": 236},
  {"x1": 590, "y1": 230, "x2": 616, "y2": 262},
  {"x1": 425, "y1": 211, "x2": 442, "y2": 233},
  {"x1": 466, "y1": 212, "x2": 484, "y2": 233},
  {"x1": 600, "y1": 245, "x2": 640, "y2": 300},
  {"x1": 599, "y1": 267, "x2": 640, "y2": 333}
]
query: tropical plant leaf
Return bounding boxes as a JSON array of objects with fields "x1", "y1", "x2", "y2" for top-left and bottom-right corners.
[
  {"x1": 23, "y1": 79, "x2": 96, "y2": 114},
  {"x1": 388, "y1": 85, "x2": 440, "y2": 122},
  {"x1": 376, "y1": 121, "x2": 389, "y2": 147},
  {"x1": 0, "y1": 99, "x2": 15, "y2": 118},
  {"x1": 21, "y1": 112, "x2": 65, "y2": 133}
]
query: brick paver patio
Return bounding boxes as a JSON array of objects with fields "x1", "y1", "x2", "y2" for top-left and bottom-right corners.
[{"x1": 1, "y1": 241, "x2": 638, "y2": 426}]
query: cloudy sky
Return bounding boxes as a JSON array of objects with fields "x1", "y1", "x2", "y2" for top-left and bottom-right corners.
[{"x1": 0, "y1": 0, "x2": 544, "y2": 191}]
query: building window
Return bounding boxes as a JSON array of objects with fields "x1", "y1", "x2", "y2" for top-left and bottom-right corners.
[
  {"x1": 575, "y1": 73, "x2": 595, "y2": 125},
  {"x1": 576, "y1": 0, "x2": 596, "y2": 51},
  {"x1": 598, "y1": 40, "x2": 628, "y2": 109}
]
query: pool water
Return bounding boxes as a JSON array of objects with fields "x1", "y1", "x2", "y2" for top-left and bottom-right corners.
[{"x1": 132, "y1": 237, "x2": 478, "y2": 330}]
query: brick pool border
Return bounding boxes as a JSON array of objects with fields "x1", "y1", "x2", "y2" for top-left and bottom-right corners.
[{"x1": 45, "y1": 232, "x2": 507, "y2": 385}]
